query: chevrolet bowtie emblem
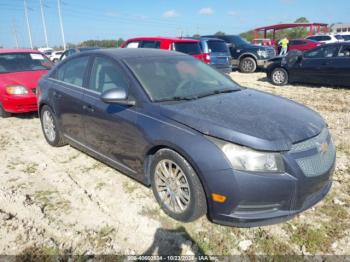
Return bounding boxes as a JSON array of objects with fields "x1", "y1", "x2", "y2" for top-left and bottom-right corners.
[{"x1": 318, "y1": 142, "x2": 329, "y2": 154}]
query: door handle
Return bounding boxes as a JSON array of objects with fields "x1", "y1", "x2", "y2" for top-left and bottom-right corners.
[
  {"x1": 53, "y1": 91, "x2": 62, "y2": 99},
  {"x1": 83, "y1": 105, "x2": 95, "y2": 113}
]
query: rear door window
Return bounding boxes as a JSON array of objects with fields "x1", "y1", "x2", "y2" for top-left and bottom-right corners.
[
  {"x1": 140, "y1": 41, "x2": 161, "y2": 49},
  {"x1": 207, "y1": 40, "x2": 229, "y2": 53},
  {"x1": 304, "y1": 45, "x2": 340, "y2": 59},
  {"x1": 174, "y1": 42, "x2": 201, "y2": 55},
  {"x1": 56, "y1": 56, "x2": 89, "y2": 87},
  {"x1": 338, "y1": 46, "x2": 350, "y2": 57}
]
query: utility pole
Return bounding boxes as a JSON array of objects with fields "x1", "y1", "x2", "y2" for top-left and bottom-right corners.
[
  {"x1": 57, "y1": 0, "x2": 66, "y2": 50},
  {"x1": 12, "y1": 18, "x2": 19, "y2": 48},
  {"x1": 40, "y1": 0, "x2": 49, "y2": 48},
  {"x1": 24, "y1": 0, "x2": 33, "y2": 49}
]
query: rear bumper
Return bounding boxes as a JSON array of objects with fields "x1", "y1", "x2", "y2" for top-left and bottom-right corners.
[
  {"x1": 1, "y1": 94, "x2": 38, "y2": 113},
  {"x1": 211, "y1": 65, "x2": 232, "y2": 74}
]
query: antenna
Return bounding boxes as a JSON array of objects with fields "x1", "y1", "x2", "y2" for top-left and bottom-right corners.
[
  {"x1": 12, "y1": 18, "x2": 19, "y2": 48},
  {"x1": 24, "y1": 0, "x2": 33, "y2": 49},
  {"x1": 40, "y1": 0, "x2": 49, "y2": 48},
  {"x1": 57, "y1": 0, "x2": 66, "y2": 50}
]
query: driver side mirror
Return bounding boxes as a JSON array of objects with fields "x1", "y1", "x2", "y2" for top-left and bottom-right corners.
[{"x1": 100, "y1": 87, "x2": 135, "y2": 106}]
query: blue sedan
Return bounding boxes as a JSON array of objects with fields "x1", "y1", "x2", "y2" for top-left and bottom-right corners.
[{"x1": 38, "y1": 48, "x2": 335, "y2": 227}]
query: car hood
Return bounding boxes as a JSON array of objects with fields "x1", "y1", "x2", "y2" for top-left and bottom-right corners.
[
  {"x1": 242, "y1": 44, "x2": 274, "y2": 51},
  {"x1": 158, "y1": 89, "x2": 325, "y2": 151},
  {"x1": 0, "y1": 70, "x2": 48, "y2": 89}
]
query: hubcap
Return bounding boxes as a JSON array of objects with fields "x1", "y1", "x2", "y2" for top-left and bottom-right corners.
[
  {"x1": 272, "y1": 70, "x2": 286, "y2": 84},
  {"x1": 42, "y1": 110, "x2": 56, "y2": 142},
  {"x1": 242, "y1": 59, "x2": 254, "y2": 72},
  {"x1": 154, "y1": 160, "x2": 191, "y2": 214}
]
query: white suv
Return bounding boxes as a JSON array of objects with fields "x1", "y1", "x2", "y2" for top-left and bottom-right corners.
[
  {"x1": 50, "y1": 51, "x2": 64, "y2": 63},
  {"x1": 306, "y1": 35, "x2": 344, "y2": 44}
]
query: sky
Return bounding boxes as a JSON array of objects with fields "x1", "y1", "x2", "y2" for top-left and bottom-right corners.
[{"x1": 0, "y1": 0, "x2": 349, "y2": 48}]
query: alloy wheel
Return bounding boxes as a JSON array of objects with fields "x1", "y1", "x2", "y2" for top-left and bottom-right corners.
[
  {"x1": 154, "y1": 160, "x2": 191, "y2": 214},
  {"x1": 42, "y1": 110, "x2": 56, "y2": 142},
  {"x1": 272, "y1": 69, "x2": 286, "y2": 85},
  {"x1": 241, "y1": 59, "x2": 256, "y2": 72}
]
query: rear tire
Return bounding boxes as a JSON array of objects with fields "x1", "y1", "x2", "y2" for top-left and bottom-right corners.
[
  {"x1": 239, "y1": 57, "x2": 257, "y2": 73},
  {"x1": 150, "y1": 149, "x2": 207, "y2": 222},
  {"x1": 0, "y1": 105, "x2": 11, "y2": 118},
  {"x1": 40, "y1": 105, "x2": 66, "y2": 147},
  {"x1": 270, "y1": 68, "x2": 289, "y2": 86}
]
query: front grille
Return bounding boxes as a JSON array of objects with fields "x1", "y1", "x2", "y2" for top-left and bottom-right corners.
[{"x1": 290, "y1": 128, "x2": 336, "y2": 177}]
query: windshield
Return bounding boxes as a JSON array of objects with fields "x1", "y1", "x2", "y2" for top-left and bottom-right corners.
[
  {"x1": 125, "y1": 56, "x2": 240, "y2": 102},
  {"x1": 207, "y1": 40, "x2": 229, "y2": 53},
  {"x1": 174, "y1": 42, "x2": 201, "y2": 55},
  {"x1": 0, "y1": 53, "x2": 52, "y2": 73}
]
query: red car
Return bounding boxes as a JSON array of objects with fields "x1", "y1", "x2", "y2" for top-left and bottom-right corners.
[
  {"x1": 0, "y1": 49, "x2": 52, "y2": 117},
  {"x1": 288, "y1": 39, "x2": 321, "y2": 52},
  {"x1": 120, "y1": 37, "x2": 205, "y2": 61}
]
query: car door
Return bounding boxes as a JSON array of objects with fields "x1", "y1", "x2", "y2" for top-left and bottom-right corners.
[
  {"x1": 49, "y1": 55, "x2": 91, "y2": 142},
  {"x1": 82, "y1": 55, "x2": 146, "y2": 177},
  {"x1": 331, "y1": 44, "x2": 350, "y2": 86},
  {"x1": 291, "y1": 45, "x2": 340, "y2": 84}
]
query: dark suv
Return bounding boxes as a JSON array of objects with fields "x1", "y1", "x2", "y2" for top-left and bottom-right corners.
[{"x1": 203, "y1": 35, "x2": 276, "y2": 73}]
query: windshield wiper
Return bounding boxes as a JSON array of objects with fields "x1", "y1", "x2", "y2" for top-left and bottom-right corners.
[
  {"x1": 156, "y1": 96, "x2": 198, "y2": 102},
  {"x1": 197, "y1": 89, "x2": 240, "y2": 99}
]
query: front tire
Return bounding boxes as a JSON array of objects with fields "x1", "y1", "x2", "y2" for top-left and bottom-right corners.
[
  {"x1": 40, "y1": 105, "x2": 66, "y2": 147},
  {"x1": 239, "y1": 57, "x2": 257, "y2": 73},
  {"x1": 0, "y1": 104, "x2": 11, "y2": 118},
  {"x1": 150, "y1": 149, "x2": 207, "y2": 222},
  {"x1": 270, "y1": 68, "x2": 289, "y2": 86}
]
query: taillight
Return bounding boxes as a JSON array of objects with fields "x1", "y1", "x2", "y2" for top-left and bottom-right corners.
[{"x1": 203, "y1": 53, "x2": 211, "y2": 64}]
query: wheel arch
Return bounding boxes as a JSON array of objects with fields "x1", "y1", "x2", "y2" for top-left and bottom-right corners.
[
  {"x1": 238, "y1": 53, "x2": 258, "y2": 62},
  {"x1": 143, "y1": 144, "x2": 211, "y2": 206}
]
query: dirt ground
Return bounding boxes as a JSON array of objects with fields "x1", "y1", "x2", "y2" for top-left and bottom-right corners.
[{"x1": 0, "y1": 72, "x2": 349, "y2": 256}]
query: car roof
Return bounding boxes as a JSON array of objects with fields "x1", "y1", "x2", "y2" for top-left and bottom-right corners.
[
  {"x1": 0, "y1": 48, "x2": 41, "y2": 54},
  {"x1": 81, "y1": 48, "x2": 188, "y2": 59},
  {"x1": 77, "y1": 47, "x2": 100, "y2": 51},
  {"x1": 125, "y1": 37, "x2": 199, "y2": 43},
  {"x1": 199, "y1": 37, "x2": 225, "y2": 42}
]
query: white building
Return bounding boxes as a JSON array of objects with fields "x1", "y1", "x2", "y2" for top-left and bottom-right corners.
[{"x1": 331, "y1": 23, "x2": 350, "y2": 34}]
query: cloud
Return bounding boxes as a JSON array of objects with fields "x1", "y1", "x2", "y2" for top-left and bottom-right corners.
[
  {"x1": 162, "y1": 10, "x2": 180, "y2": 18},
  {"x1": 228, "y1": 10, "x2": 240, "y2": 17},
  {"x1": 198, "y1": 7, "x2": 213, "y2": 16}
]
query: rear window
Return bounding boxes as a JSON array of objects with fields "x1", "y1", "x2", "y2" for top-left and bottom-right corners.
[
  {"x1": 174, "y1": 42, "x2": 201, "y2": 55},
  {"x1": 207, "y1": 40, "x2": 228, "y2": 53}
]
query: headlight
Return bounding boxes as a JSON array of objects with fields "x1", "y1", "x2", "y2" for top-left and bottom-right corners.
[
  {"x1": 257, "y1": 49, "x2": 269, "y2": 58},
  {"x1": 208, "y1": 136, "x2": 285, "y2": 172},
  {"x1": 6, "y1": 85, "x2": 28, "y2": 95}
]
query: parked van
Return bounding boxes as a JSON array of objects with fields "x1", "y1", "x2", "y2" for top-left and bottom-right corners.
[{"x1": 195, "y1": 37, "x2": 232, "y2": 73}]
